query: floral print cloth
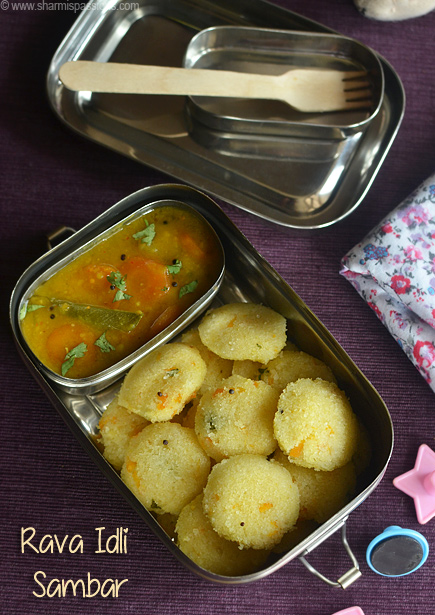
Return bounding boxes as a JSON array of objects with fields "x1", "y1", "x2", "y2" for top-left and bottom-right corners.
[{"x1": 340, "y1": 173, "x2": 435, "y2": 393}]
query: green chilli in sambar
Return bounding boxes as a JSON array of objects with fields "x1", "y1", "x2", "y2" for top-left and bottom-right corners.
[{"x1": 20, "y1": 205, "x2": 223, "y2": 379}]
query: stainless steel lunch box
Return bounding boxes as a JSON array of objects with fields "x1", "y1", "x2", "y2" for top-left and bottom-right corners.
[
  {"x1": 183, "y1": 26, "x2": 384, "y2": 141},
  {"x1": 10, "y1": 184, "x2": 393, "y2": 586},
  {"x1": 47, "y1": 0, "x2": 405, "y2": 231}
]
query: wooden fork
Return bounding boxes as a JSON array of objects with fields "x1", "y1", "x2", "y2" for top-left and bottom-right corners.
[{"x1": 59, "y1": 61, "x2": 372, "y2": 113}]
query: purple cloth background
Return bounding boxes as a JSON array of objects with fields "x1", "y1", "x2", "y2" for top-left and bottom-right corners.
[{"x1": 1, "y1": 1, "x2": 435, "y2": 614}]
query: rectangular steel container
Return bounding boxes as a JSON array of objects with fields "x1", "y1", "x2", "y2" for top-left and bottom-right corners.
[
  {"x1": 183, "y1": 26, "x2": 384, "y2": 141},
  {"x1": 46, "y1": 0, "x2": 405, "y2": 230},
  {"x1": 10, "y1": 184, "x2": 393, "y2": 585},
  {"x1": 15, "y1": 198, "x2": 225, "y2": 396}
]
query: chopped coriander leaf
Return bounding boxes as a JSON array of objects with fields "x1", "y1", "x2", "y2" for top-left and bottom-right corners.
[
  {"x1": 107, "y1": 271, "x2": 131, "y2": 302},
  {"x1": 167, "y1": 259, "x2": 182, "y2": 274},
  {"x1": 95, "y1": 332, "x2": 115, "y2": 353},
  {"x1": 164, "y1": 368, "x2": 179, "y2": 378},
  {"x1": 61, "y1": 342, "x2": 88, "y2": 376},
  {"x1": 20, "y1": 303, "x2": 45, "y2": 320},
  {"x1": 179, "y1": 280, "x2": 198, "y2": 299},
  {"x1": 107, "y1": 271, "x2": 126, "y2": 289},
  {"x1": 114, "y1": 289, "x2": 131, "y2": 302},
  {"x1": 208, "y1": 416, "x2": 217, "y2": 431},
  {"x1": 133, "y1": 219, "x2": 156, "y2": 246}
]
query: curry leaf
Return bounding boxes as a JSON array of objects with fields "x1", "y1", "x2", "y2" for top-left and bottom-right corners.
[{"x1": 48, "y1": 298, "x2": 141, "y2": 332}]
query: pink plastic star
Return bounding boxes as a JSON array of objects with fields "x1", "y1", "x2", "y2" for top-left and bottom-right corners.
[
  {"x1": 332, "y1": 608, "x2": 364, "y2": 615},
  {"x1": 393, "y1": 444, "x2": 435, "y2": 525}
]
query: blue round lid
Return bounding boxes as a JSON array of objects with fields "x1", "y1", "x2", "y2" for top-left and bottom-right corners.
[{"x1": 366, "y1": 526, "x2": 429, "y2": 577}]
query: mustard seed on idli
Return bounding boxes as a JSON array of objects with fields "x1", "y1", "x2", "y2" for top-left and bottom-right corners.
[
  {"x1": 195, "y1": 375, "x2": 279, "y2": 462},
  {"x1": 176, "y1": 494, "x2": 269, "y2": 576},
  {"x1": 99, "y1": 397, "x2": 149, "y2": 471},
  {"x1": 202, "y1": 454, "x2": 299, "y2": 550},
  {"x1": 118, "y1": 343, "x2": 207, "y2": 422},
  {"x1": 121, "y1": 422, "x2": 210, "y2": 515},
  {"x1": 198, "y1": 303, "x2": 286, "y2": 363},
  {"x1": 274, "y1": 378, "x2": 359, "y2": 471}
]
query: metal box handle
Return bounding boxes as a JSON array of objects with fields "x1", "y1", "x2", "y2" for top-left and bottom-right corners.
[
  {"x1": 299, "y1": 522, "x2": 361, "y2": 589},
  {"x1": 47, "y1": 225, "x2": 76, "y2": 251}
]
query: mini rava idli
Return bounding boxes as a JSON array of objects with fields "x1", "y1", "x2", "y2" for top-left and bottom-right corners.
[
  {"x1": 194, "y1": 375, "x2": 279, "y2": 462},
  {"x1": 198, "y1": 303, "x2": 287, "y2": 363},
  {"x1": 181, "y1": 328, "x2": 233, "y2": 394},
  {"x1": 176, "y1": 494, "x2": 269, "y2": 576},
  {"x1": 202, "y1": 454, "x2": 300, "y2": 550},
  {"x1": 273, "y1": 378, "x2": 359, "y2": 471},
  {"x1": 118, "y1": 343, "x2": 207, "y2": 422},
  {"x1": 98, "y1": 397, "x2": 149, "y2": 471},
  {"x1": 260, "y1": 350, "x2": 336, "y2": 393},
  {"x1": 274, "y1": 449, "x2": 357, "y2": 524},
  {"x1": 121, "y1": 422, "x2": 210, "y2": 516},
  {"x1": 232, "y1": 359, "x2": 263, "y2": 380}
]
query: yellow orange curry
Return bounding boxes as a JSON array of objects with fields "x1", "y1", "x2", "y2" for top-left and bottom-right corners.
[{"x1": 20, "y1": 205, "x2": 223, "y2": 379}]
